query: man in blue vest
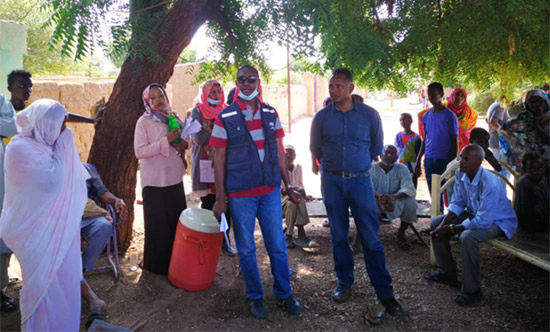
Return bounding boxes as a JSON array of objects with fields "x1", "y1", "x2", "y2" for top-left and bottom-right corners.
[
  {"x1": 210, "y1": 64, "x2": 302, "y2": 319},
  {"x1": 310, "y1": 68, "x2": 403, "y2": 316}
]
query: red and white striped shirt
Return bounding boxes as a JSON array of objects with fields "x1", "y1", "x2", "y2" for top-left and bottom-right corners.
[{"x1": 209, "y1": 99, "x2": 285, "y2": 198}]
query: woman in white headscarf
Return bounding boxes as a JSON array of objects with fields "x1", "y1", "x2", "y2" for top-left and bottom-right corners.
[{"x1": 0, "y1": 99, "x2": 89, "y2": 331}]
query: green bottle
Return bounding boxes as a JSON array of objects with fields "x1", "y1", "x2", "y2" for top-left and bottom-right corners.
[{"x1": 167, "y1": 114, "x2": 181, "y2": 144}]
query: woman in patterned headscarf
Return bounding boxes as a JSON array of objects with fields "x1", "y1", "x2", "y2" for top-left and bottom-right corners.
[
  {"x1": 446, "y1": 88, "x2": 478, "y2": 152},
  {"x1": 134, "y1": 83, "x2": 188, "y2": 274}
]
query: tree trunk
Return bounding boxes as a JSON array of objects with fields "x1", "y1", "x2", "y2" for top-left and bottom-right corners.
[{"x1": 87, "y1": 0, "x2": 213, "y2": 250}]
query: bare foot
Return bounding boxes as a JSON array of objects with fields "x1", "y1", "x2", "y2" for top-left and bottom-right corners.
[{"x1": 81, "y1": 282, "x2": 106, "y2": 311}]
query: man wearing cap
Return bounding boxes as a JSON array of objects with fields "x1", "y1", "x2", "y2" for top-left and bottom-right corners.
[
  {"x1": 310, "y1": 68, "x2": 403, "y2": 316},
  {"x1": 281, "y1": 144, "x2": 317, "y2": 249},
  {"x1": 210, "y1": 64, "x2": 302, "y2": 319}
]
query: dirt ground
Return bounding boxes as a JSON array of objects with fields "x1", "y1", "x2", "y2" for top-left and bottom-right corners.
[{"x1": 1, "y1": 111, "x2": 549, "y2": 331}]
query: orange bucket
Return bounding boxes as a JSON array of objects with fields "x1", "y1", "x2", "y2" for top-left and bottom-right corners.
[{"x1": 168, "y1": 208, "x2": 224, "y2": 291}]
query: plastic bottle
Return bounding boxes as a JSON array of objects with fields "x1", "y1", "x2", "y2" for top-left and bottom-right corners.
[{"x1": 167, "y1": 114, "x2": 181, "y2": 144}]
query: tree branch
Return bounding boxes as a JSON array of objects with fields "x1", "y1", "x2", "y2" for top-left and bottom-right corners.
[{"x1": 204, "y1": 0, "x2": 237, "y2": 41}]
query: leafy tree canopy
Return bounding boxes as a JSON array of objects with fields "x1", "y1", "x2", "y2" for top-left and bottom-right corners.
[{"x1": 44, "y1": 0, "x2": 549, "y2": 94}]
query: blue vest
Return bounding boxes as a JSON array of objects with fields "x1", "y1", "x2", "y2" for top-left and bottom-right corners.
[{"x1": 219, "y1": 102, "x2": 281, "y2": 193}]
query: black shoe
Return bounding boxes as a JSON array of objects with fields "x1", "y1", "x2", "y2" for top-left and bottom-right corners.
[
  {"x1": 381, "y1": 297, "x2": 403, "y2": 316},
  {"x1": 332, "y1": 284, "x2": 352, "y2": 303},
  {"x1": 0, "y1": 291, "x2": 17, "y2": 312},
  {"x1": 286, "y1": 236, "x2": 296, "y2": 249},
  {"x1": 454, "y1": 291, "x2": 481, "y2": 306},
  {"x1": 248, "y1": 298, "x2": 266, "y2": 319},
  {"x1": 278, "y1": 295, "x2": 302, "y2": 315},
  {"x1": 424, "y1": 270, "x2": 461, "y2": 288}
]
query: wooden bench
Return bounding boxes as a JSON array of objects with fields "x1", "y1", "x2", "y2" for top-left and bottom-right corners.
[
  {"x1": 305, "y1": 199, "x2": 431, "y2": 247},
  {"x1": 429, "y1": 161, "x2": 550, "y2": 272}
]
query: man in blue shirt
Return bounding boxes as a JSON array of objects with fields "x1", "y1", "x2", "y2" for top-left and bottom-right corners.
[
  {"x1": 310, "y1": 68, "x2": 402, "y2": 316},
  {"x1": 425, "y1": 144, "x2": 518, "y2": 305}
]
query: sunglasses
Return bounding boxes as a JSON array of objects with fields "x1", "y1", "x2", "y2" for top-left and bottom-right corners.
[{"x1": 237, "y1": 76, "x2": 257, "y2": 84}]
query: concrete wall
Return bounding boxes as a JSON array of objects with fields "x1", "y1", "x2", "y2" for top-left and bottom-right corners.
[
  {"x1": 0, "y1": 20, "x2": 26, "y2": 95},
  {"x1": 30, "y1": 80, "x2": 115, "y2": 161},
  {"x1": 167, "y1": 64, "x2": 331, "y2": 128},
  {"x1": 27, "y1": 64, "x2": 338, "y2": 159}
]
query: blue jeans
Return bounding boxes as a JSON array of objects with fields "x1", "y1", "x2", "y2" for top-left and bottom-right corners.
[
  {"x1": 228, "y1": 187, "x2": 292, "y2": 300},
  {"x1": 81, "y1": 216, "x2": 112, "y2": 271},
  {"x1": 321, "y1": 173, "x2": 394, "y2": 301}
]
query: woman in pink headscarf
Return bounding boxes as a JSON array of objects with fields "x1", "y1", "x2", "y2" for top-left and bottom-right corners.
[
  {"x1": 446, "y1": 88, "x2": 478, "y2": 152},
  {"x1": 0, "y1": 99, "x2": 89, "y2": 331},
  {"x1": 189, "y1": 80, "x2": 236, "y2": 255},
  {"x1": 134, "y1": 83, "x2": 188, "y2": 274}
]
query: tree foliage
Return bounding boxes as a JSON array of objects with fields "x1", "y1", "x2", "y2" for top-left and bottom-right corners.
[
  {"x1": 45, "y1": 0, "x2": 549, "y2": 92},
  {"x1": 41, "y1": 0, "x2": 549, "y2": 249}
]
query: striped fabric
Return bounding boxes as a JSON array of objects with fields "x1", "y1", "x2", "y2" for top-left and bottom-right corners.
[
  {"x1": 209, "y1": 100, "x2": 285, "y2": 198},
  {"x1": 210, "y1": 101, "x2": 284, "y2": 161}
]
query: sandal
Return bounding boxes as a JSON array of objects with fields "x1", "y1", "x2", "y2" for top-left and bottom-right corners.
[
  {"x1": 397, "y1": 238, "x2": 412, "y2": 251},
  {"x1": 0, "y1": 291, "x2": 17, "y2": 312},
  {"x1": 85, "y1": 307, "x2": 106, "y2": 330},
  {"x1": 295, "y1": 237, "x2": 319, "y2": 248}
]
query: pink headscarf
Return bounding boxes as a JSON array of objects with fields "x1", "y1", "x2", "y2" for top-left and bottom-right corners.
[
  {"x1": 142, "y1": 83, "x2": 174, "y2": 125},
  {"x1": 196, "y1": 80, "x2": 227, "y2": 120}
]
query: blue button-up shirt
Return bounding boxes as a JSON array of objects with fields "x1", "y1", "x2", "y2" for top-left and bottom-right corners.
[
  {"x1": 310, "y1": 101, "x2": 383, "y2": 172},
  {"x1": 448, "y1": 167, "x2": 518, "y2": 239}
]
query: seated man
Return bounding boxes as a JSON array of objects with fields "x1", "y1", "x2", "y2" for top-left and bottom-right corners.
[
  {"x1": 81, "y1": 163, "x2": 127, "y2": 311},
  {"x1": 424, "y1": 145, "x2": 518, "y2": 305},
  {"x1": 370, "y1": 145, "x2": 418, "y2": 250},
  {"x1": 514, "y1": 152, "x2": 549, "y2": 234},
  {"x1": 281, "y1": 145, "x2": 317, "y2": 249},
  {"x1": 445, "y1": 128, "x2": 505, "y2": 203}
]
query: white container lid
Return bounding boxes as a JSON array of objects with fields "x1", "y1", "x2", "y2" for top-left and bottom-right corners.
[{"x1": 179, "y1": 208, "x2": 221, "y2": 234}]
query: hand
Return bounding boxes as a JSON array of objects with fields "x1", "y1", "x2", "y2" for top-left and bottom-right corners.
[
  {"x1": 173, "y1": 140, "x2": 188, "y2": 152},
  {"x1": 305, "y1": 195, "x2": 314, "y2": 202},
  {"x1": 167, "y1": 128, "x2": 181, "y2": 143},
  {"x1": 93, "y1": 106, "x2": 105, "y2": 125},
  {"x1": 414, "y1": 163, "x2": 422, "y2": 177},
  {"x1": 430, "y1": 225, "x2": 453, "y2": 242},
  {"x1": 114, "y1": 198, "x2": 127, "y2": 218},
  {"x1": 312, "y1": 163, "x2": 319, "y2": 175},
  {"x1": 288, "y1": 189, "x2": 302, "y2": 204},
  {"x1": 213, "y1": 198, "x2": 227, "y2": 219}
]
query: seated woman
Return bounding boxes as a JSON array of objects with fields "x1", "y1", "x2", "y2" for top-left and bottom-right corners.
[{"x1": 0, "y1": 99, "x2": 89, "y2": 331}]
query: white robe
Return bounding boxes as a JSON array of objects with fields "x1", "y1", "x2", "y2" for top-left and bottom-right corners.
[{"x1": 0, "y1": 99, "x2": 89, "y2": 331}]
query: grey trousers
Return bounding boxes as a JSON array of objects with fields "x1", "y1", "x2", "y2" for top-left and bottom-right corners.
[{"x1": 431, "y1": 213, "x2": 504, "y2": 295}]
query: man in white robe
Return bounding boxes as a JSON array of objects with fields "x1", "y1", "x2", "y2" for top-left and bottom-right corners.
[{"x1": 370, "y1": 145, "x2": 418, "y2": 250}]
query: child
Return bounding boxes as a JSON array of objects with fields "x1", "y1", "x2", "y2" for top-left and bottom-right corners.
[
  {"x1": 394, "y1": 113, "x2": 421, "y2": 188},
  {"x1": 415, "y1": 82, "x2": 458, "y2": 206}
]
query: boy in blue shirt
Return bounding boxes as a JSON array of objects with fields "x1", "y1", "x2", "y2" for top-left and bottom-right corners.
[{"x1": 415, "y1": 83, "x2": 458, "y2": 206}]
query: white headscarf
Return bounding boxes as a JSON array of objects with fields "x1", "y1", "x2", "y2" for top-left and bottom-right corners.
[
  {"x1": 15, "y1": 98, "x2": 67, "y2": 145},
  {"x1": 0, "y1": 99, "x2": 89, "y2": 324}
]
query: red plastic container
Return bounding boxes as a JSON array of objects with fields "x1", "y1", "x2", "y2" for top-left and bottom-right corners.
[{"x1": 168, "y1": 208, "x2": 224, "y2": 291}]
